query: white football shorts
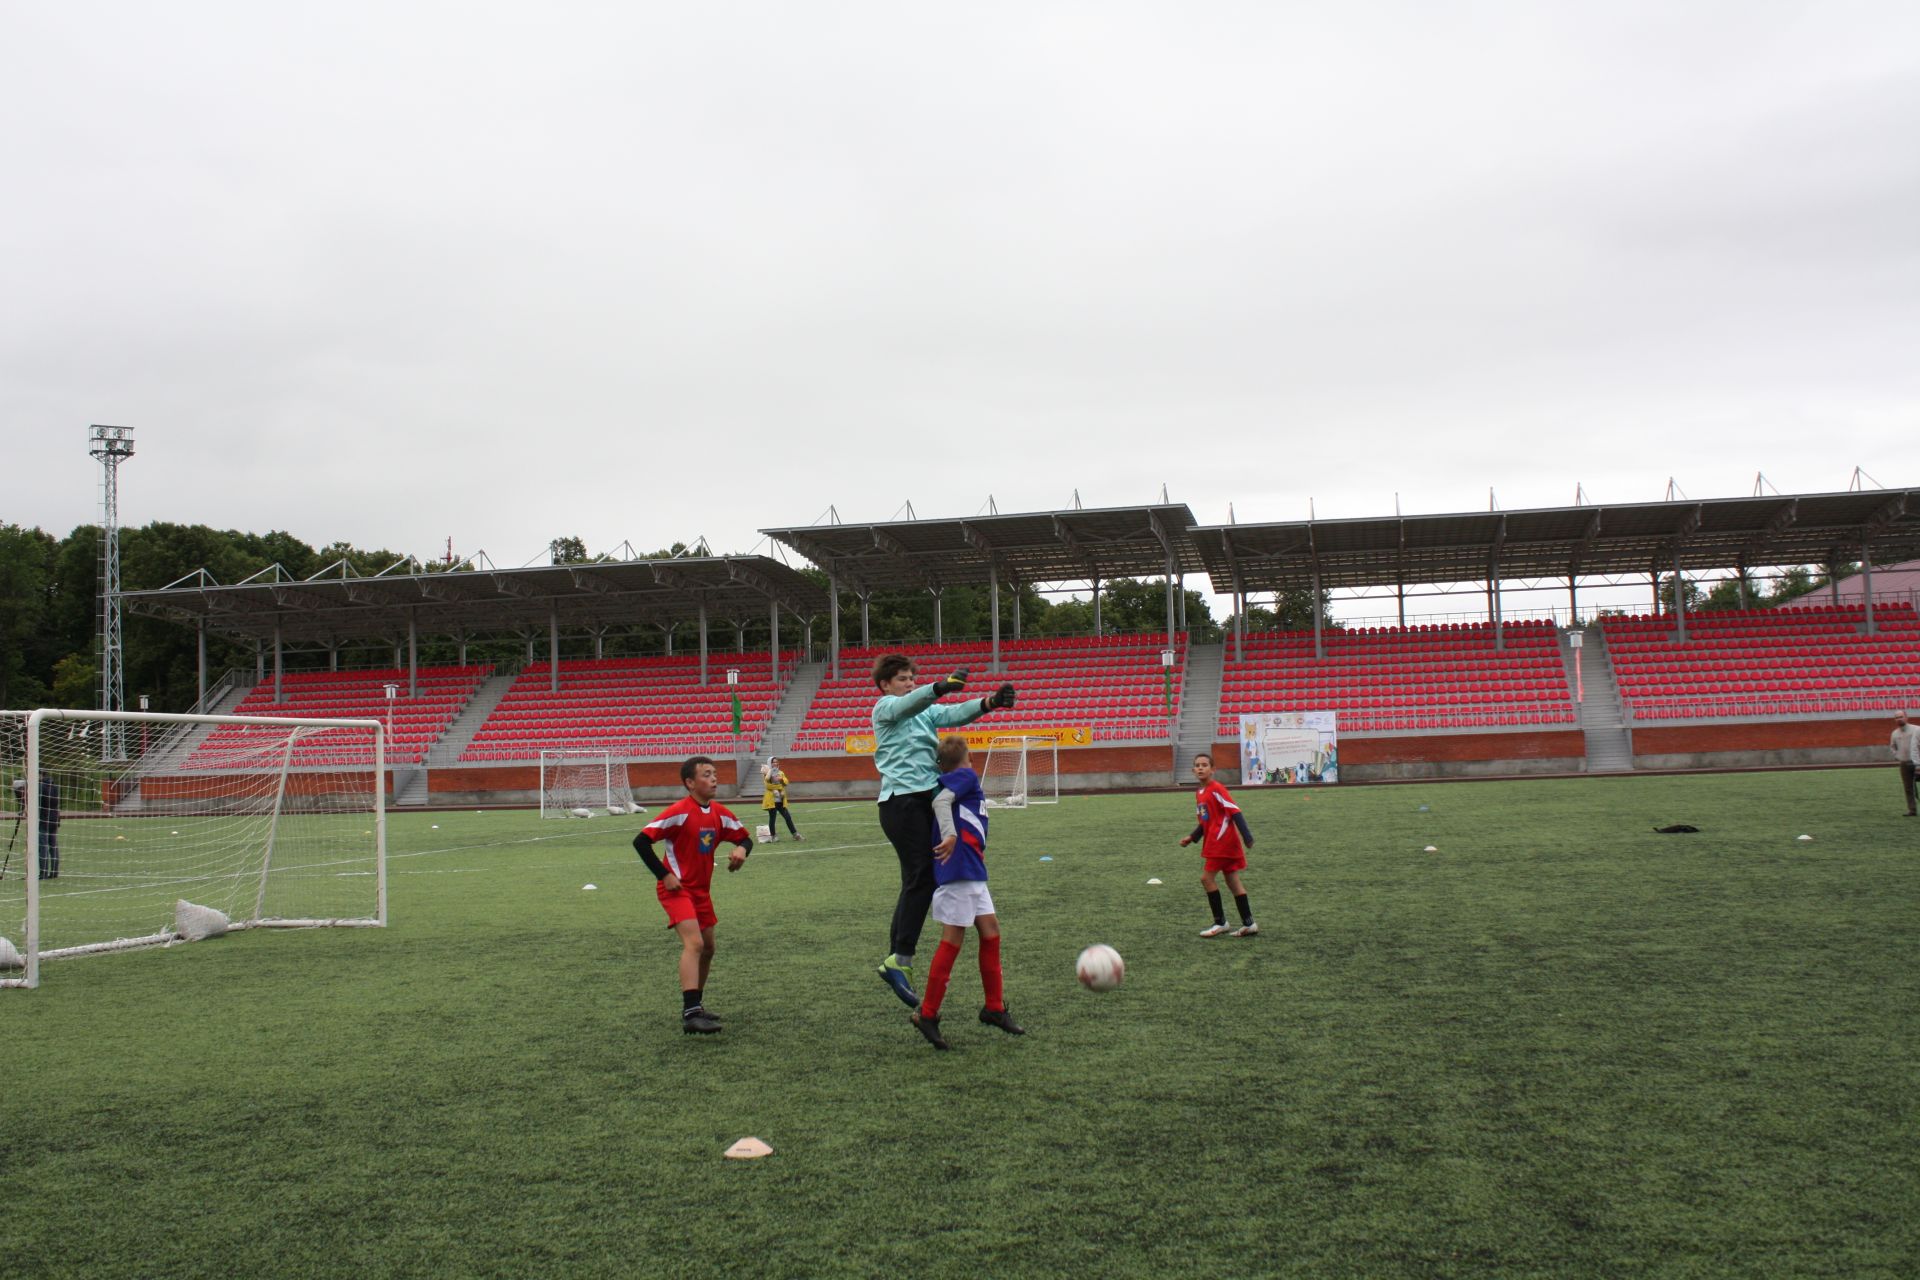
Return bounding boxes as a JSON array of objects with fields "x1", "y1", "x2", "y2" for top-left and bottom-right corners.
[{"x1": 930, "y1": 880, "x2": 996, "y2": 927}]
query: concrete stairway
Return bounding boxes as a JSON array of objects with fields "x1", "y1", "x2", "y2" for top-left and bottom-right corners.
[
  {"x1": 751, "y1": 660, "x2": 830, "y2": 792},
  {"x1": 427, "y1": 673, "x2": 518, "y2": 765},
  {"x1": 1176, "y1": 642, "x2": 1225, "y2": 760},
  {"x1": 1563, "y1": 627, "x2": 1634, "y2": 773}
]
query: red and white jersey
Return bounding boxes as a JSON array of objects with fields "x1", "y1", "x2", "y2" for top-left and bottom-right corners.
[
  {"x1": 639, "y1": 797, "x2": 749, "y2": 890},
  {"x1": 1194, "y1": 780, "x2": 1245, "y2": 860}
]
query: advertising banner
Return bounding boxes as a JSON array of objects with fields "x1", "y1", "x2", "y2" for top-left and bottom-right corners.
[{"x1": 1238, "y1": 712, "x2": 1339, "y2": 785}]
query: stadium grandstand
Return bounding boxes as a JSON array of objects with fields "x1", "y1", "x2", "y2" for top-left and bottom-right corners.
[{"x1": 117, "y1": 487, "x2": 1920, "y2": 803}]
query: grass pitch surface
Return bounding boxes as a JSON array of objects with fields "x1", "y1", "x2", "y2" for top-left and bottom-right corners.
[{"x1": 3, "y1": 771, "x2": 1916, "y2": 1278}]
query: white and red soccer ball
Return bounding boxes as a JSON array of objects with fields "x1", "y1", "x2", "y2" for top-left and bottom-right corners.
[{"x1": 1076, "y1": 944, "x2": 1125, "y2": 992}]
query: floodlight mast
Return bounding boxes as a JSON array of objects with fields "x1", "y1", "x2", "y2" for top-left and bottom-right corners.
[{"x1": 89, "y1": 425, "x2": 135, "y2": 761}]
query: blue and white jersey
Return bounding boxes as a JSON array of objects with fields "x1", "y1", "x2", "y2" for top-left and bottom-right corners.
[{"x1": 932, "y1": 766, "x2": 989, "y2": 885}]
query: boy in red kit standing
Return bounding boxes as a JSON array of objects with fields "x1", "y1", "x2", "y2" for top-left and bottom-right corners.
[
  {"x1": 633, "y1": 756, "x2": 754, "y2": 1034},
  {"x1": 1178, "y1": 753, "x2": 1259, "y2": 938},
  {"x1": 908, "y1": 737, "x2": 1026, "y2": 1050}
]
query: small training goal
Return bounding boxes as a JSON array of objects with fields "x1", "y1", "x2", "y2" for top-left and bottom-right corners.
[
  {"x1": 540, "y1": 750, "x2": 642, "y2": 818},
  {"x1": 980, "y1": 735, "x2": 1059, "y2": 810}
]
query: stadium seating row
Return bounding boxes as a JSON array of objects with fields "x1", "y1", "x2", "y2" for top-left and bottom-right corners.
[
  {"x1": 190, "y1": 666, "x2": 494, "y2": 767},
  {"x1": 1602, "y1": 605, "x2": 1920, "y2": 720}
]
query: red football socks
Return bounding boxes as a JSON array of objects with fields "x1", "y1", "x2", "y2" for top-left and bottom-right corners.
[
  {"x1": 922, "y1": 939, "x2": 961, "y2": 1019},
  {"x1": 979, "y1": 934, "x2": 1004, "y2": 1012}
]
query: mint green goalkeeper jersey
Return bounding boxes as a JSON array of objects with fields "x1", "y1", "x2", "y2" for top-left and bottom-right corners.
[{"x1": 871, "y1": 684, "x2": 991, "y2": 800}]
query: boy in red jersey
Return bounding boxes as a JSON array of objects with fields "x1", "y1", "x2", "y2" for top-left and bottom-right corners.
[
  {"x1": 1177, "y1": 753, "x2": 1258, "y2": 938},
  {"x1": 633, "y1": 756, "x2": 754, "y2": 1034}
]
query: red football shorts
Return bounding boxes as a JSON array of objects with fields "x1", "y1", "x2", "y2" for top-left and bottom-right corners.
[
  {"x1": 658, "y1": 882, "x2": 717, "y2": 929},
  {"x1": 1203, "y1": 851, "x2": 1247, "y2": 874}
]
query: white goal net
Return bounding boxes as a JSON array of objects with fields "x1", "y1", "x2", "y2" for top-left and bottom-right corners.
[
  {"x1": 1, "y1": 708, "x2": 386, "y2": 990},
  {"x1": 540, "y1": 750, "x2": 642, "y2": 818},
  {"x1": 981, "y1": 735, "x2": 1059, "y2": 810}
]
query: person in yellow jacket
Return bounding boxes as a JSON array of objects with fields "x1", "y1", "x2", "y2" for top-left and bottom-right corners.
[{"x1": 761, "y1": 758, "x2": 800, "y2": 843}]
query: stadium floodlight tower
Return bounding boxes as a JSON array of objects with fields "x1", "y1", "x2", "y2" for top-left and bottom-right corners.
[{"x1": 89, "y1": 425, "x2": 135, "y2": 762}]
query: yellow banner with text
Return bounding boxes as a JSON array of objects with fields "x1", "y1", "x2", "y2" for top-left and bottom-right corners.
[{"x1": 842, "y1": 726, "x2": 1094, "y2": 755}]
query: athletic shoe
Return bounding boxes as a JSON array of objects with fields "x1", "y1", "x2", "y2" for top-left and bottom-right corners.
[
  {"x1": 1199, "y1": 923, "x2": 1231, "y2": 938},
  {"x1": 910, "y1": 1011, "x2": 950, "y2": 1050},
  {"x1": 979, "y1": 1007, "x2": 1026, "y2": 1036},
  {"x1": 1232, "y1": 922, "x2": 1260, "y2": 938},
  {"x1": 792, "y1": 833, "x2": 803, "y2": 842},
  {"x1": 878, "y1": 956, "x2": 920, "y2": 1007},
  {"x1": 682, "y1": 1008, "x2": 722, "y2": 1035}
]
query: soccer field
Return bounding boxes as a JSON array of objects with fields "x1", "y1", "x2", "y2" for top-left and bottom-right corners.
[{"x1": 4, "y1": 770, "x2": 1916, "y2": 1278}]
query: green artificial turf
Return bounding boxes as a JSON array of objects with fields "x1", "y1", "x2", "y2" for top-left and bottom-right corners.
[{"x1": 3, "y1": 771, "x2": 1916, "y2": 1278}]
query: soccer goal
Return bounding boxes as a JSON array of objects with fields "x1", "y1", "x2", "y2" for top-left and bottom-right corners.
[
  {"x1": 981, "y1": 735, "x2": 1059, "y2": 809},
  {"x1": 1, "y1": 708, "x2": 386, "y2": 991},
  {"x1": 539, "y1": 750, "x2": 641, "y2": 818}
]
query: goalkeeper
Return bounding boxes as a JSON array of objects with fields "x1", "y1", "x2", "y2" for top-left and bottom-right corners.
[{"x1": 869, "y1": 654, "x2": 1015, "y2": 1007}]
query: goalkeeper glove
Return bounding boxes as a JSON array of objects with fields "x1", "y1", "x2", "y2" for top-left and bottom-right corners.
[
  {"x1": 931, "y1": 667, "x2": 970, "y2": 696},
  {"x1": 987, "y1": 683, "x2": 1016, "y2": 711}
]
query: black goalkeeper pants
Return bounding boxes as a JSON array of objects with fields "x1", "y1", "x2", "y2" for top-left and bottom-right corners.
[
  {"x1": 768, "y1": 804, "x2": 798, "y2": 836},
  {"x1": 878, "y1": 788, "x2": 939, "y2": 962}
]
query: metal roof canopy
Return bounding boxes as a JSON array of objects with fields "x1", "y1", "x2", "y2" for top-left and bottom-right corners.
[
  {"x1": 761, "y1": 503, "x2": 1206, "y2": 594},
  {"x1": 123, "y1": 555, "x2": 830, "y2": 647},
  {"x1": 1193, "y1": 490, "x2": 1920, "y2": 594},
  {"x1": 762, "y1": 503, "x2": 1206, "y2": 679}
]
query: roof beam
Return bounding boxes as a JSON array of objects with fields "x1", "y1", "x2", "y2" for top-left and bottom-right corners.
[
  {"x1": 415, "y1": 576, "x2": 476, "y2": 603},
  {"x1": 1861, "y1": 491, "x2": 1909, "y2": 540},
  {"x1": 1569, "y1": 509, "x2": 1603, "y2": 575},
  {"x1": 1740, "y1": 498, "x2": 1799, "y2": 567},
  {"x1": 567, "y1": 568, "x2": 621, "y2": 595},
  {"x1": 1658, "y1": 504, "x2": 1704, "y2": 561},
  {"x1": 1051, "y1": 515, "x2": 1099, "y2": 581},
  {"x1": 270, "y1": 585, "x2": 340, "y2": 612},
  {"x1": 873, "y1": 529, "x2": 942, "y2": 591},
  {"x1": 489, "y1": 572, "x2": 547, "y2": 600},
  {"x1": 649, "y1": 563, "x2": 705, "y2": 594},
  {"x1": 728, "y1": 559, "x2": 812, "y2": 614}
]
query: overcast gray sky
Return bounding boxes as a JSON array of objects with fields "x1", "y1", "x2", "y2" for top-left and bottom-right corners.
[{"x1": 4, "y1": 2, "x2": 1917, "y2": 602}]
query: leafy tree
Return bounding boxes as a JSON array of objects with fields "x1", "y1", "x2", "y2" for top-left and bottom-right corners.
[
  {"x1": 549, "y1": 536, "x2": 589, "y2": 565},
  {"x1": 51, "y1": 653, "x2": 96, "y2": 707},
  {"x1": 0, "y1": 522, "x2": 57, "y2": 706}
]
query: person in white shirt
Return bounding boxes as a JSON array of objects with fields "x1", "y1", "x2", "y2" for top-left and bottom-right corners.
[{"x1": 1890, "y1": 712, "x2": 1918, "y2": 817}]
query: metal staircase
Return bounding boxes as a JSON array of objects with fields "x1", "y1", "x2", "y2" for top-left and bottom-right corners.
[{"x1": 1563, "y1": 627, "x2": 1634, "y2": 773}]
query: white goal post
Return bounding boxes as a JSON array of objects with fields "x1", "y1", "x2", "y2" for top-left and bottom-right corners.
[
  {"x1": 1, "y1": 708, "x2": 387, "y2": 991},
  {"x1": 539, "y1": 750, "x2": 642, "y2": 818},
  {"x1": 981, "y1": 735, "x2": 1060, "y2": 810}
]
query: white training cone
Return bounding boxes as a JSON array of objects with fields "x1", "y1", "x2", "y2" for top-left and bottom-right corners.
[
  {"x1": 583, "y1": 884, "x2": 598, "y2": 891},
  {"x1": 1147, "y1": 878, "x2": 1163, "y2": 885},
  {"x1": 724, "y1": 1137, "x2": 773, "y2": 1159},
  {"x1": 432, "y1": 824, "x2": 440, "y2": 830},
  {"x1": 1424, "y1": 845, "x2": 1438, "y2": 853},
  {"x1": 1796, "y1": 834, "x2": 1813, "y2": 842}
]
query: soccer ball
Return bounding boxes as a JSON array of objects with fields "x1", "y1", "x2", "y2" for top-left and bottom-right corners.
[{"x1": 1076, "y1": 944, "x2": 1125, "y2": 992}]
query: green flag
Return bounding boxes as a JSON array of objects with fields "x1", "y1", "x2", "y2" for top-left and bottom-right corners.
[
  {"x1": 729, "y1": 690, "x2": 743, "y2": 735},
  {"x1": 1162, "y1": 669, "x2": 1173, "y2": 717}
]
